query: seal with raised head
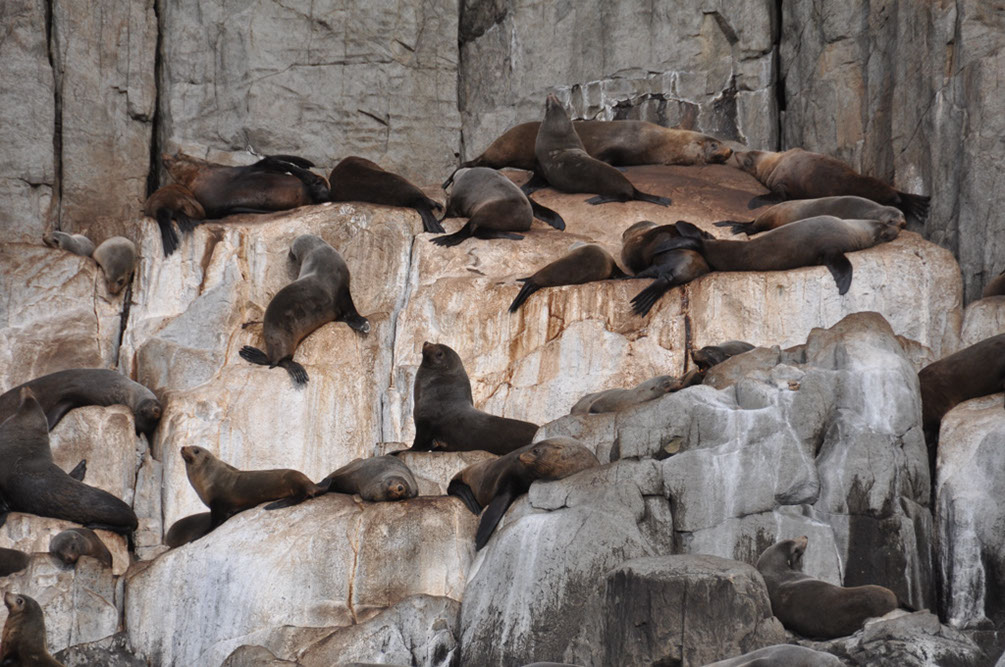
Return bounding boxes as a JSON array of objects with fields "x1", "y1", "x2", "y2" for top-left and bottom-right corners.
[
  {"x1": 983, "y1": 269, "x2": 1005, "y2": 298},
  {"x1": 317, "y1": 455, "x2": 418, "y2": 502},
  {"x1": 0, "y1": 369, "x2": 162, "y2": 436},
  {"x1": 143, "y1": 183, "x2": 206, "y2": 256},
  {"x1": 407, "y1": 342, "x2": 538, "y2": 455},
  {"x1": 329, "y1": 156, "x2": 445, "y2": 234},
  {"x1": 533, "y1": 95, "x2": 672, "y2": 207},
  {"x1": 48, "y1": 527, "x2": 113, "y2": 569},
  {"x1": 42, "y1": 231, "x2": 95, "y2": 257},
  {"x1": 92, "y1": 236, "x2": 137, "y2": 295},
  {"x1": 0, "y1": 547, "x2": 30, "y2": 577},
  {"x1": 240, "y1": 234, "x2": 370, "y2": 386},
  {"x1": 570, "y1": 375, "x2": 680, "y2": 415},
  {"x1": 691, "y1": 340, "x2": 756, "y2": 371},
  {"x1": 2, "y1": 592, "x2": 64, "y2": 667},
  {"x1": 0, "y1": 388, "x2": 138, "y2": 534},
  {"x1": 509, "y1": 243, "x2": 624, "y2": 312},
  {"x1": 714, "y1": 195, "x2": 906, "y2": 236},
  {"x1": 733, "y1": 149, "x2": 930, "y2": 225},
  {"x1": 621, "y1": 220, "x2": 711, "y2": 316},
  {"x1": 447, "y1": 436, "x2": 599, "y2": 549},
  {"x1": 180, "y1": 445, "x2": 326, "y2": 527},
  {"x1": 756, "y1": 536, "x2": 898, "y2": 639},
  {"x1": 164, "y1": 512, "x2": 214, "y2": 548}
]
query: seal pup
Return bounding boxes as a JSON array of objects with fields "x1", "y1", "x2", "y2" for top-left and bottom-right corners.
[
  {"x1": 164, "y1": 512, "x2": 214, "y2": 548},
  {"x1": 983, "y1": 269, "x2": 1005, "y2": 298},
  {"x1": 703, "y1": 644, "x2": 843, "y2": 667},
  {"x1": 756, "y1": 536, "x2": 898, "y2": 639},
  {"x1": 180, "y1": 446, "x2": 327, "y2": 527},
  {"x1": 407, "y1": 342, "x2": 538, "y2": 455},
  {"x1": 0, "y1": 369, "x2": 162, "y2": 436},
  {"x1": 714, "y1": 196, "x2": 906, "y2": 236},
  {"x1": 569, "y1": 375, "x2": 679, "y2": 414},
  {"x1": 329, "y1": 156, "x2": 445, "y2": 234},
  {"x1": 2, "y1": 592, "x2": 64, "y2": 667},
  {"x1": 0, "y1": 388, "x2": 138, "y2": 534},
  {"x1": 240, "y1": 234, "x2": 370, "y2": 386},
  {"x1": 48, "y1": 527, "x2": 113, "y2": 569},
  {"x1": 42, "y1": 231, "x2": 95, "y2": 257},
  {"x1": 534, "y1": 95, "x2": 672, "y2": 206},
  {"x1": 0, "y1": 547, "x2": 30, "y2": 577},
  {"x1": 620, "y1": 221, "x2": 711, "y2": 316},
  {"x1": 691, "y1": 341, "x2": 756, "y2": 371},
  {"x1": 315, "y1": 455, "x2": 418, "y2": 502},
  {"x1": 143, "y1": 183, "x2": 206, "y2": 256},
  {"x1": 91, "y1": 236, "x2": 137, "y2": 295},
  {"x1": 509, "y1": 244, "x2": 624, "y2": 312},
  {"x1": 733, "y1": 149, "x2": 930, "y2": 225},
  {"x1": 447, "y1": 437, "x2": 599, "y2": 549}
]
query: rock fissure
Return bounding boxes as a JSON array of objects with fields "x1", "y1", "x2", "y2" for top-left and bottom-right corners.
[
  {"x1": 145, "y1": 0, "x2": 164, "y2": 196},
  {"x1": 44, "y1": 0, "x2": 62, "y2": 231}
]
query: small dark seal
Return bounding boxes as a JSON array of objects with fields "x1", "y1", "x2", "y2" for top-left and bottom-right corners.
[{"x1": 2, "y1": 592, "x2": 64, "y2": 666}]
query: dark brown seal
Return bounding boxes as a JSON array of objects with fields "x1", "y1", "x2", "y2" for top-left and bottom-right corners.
[
  {"x1": 143, "y1": 183, "x2": 206, "y2": 256},
  {"x1": 329, "y1": 156, "x2": 445, "y2": 234},
  {"x1": 0, "y1": 547, "x2": 30, "y2": 577},
  {"x1": 2, "y1": 592, "x2": 64, "y2": 667},
  {"x1": 447, "y1": 436, "x2": 599, "y2": 549},
  {"x1": 691, "y1": 340, "x2": 756, "y2": 371},
  {"x1": 318, "y1": 455, "x2": 418, "y2": 502},
  {"x1": 0, "y1": 388, "x2": 138, "y2": 534},
  {"x1": 733, "y1": 149, "x2": 930, "y2": 225},
  {"x1": 533, "y1": 95, "x2": 671, "y2": 207},
  {"x1": 509, "y1": 244, "x2": 624, "y2": 312},
  {"x1": 570, "y1": 375, "x2": 680, "y2": 414},
  {"x1": 756, "y1": 536, "x2": 898, "y2": 639},
  {"x1": 48, "y1": 527, "x2": 112, "y2": 569},
  {"x1": 92, "y1": 236, "x2": 137, "y2": 295},
  {"x1": 42, "y1": 231, "x2": 95, "y2": 257},
  {"x1": 164, "y1": 512, "x2": 214, "y2": 548},
  {"x1": 621, "y1": 221, "x2": 711, "y2": 316},
  {"x1": 407, "y1": 342, "x2": 538, "y2": 455},
  {"x1": 0, "y1": 369, "x2": 163, "y2": 436},
  {"x1": 240, "y1": 234, "x2": 370, "y2": 386},
  {"x1": 983, "y1": 269, "x2": 1005, "y2": 298},
  {"x1": 714, "y1": 195, "x2": 906, "y2": 236}
]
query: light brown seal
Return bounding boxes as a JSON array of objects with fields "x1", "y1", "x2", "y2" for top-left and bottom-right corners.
[
  {"x1": 620, "y1": 220, "x2": 711, "y2": 316},
  {"x1": 570, "y1": 375, "x2": 680, "y2": 414},
  {"x1": 42, "y1": 231, "x2": 95, "y2": 257},
  {"x1": 983, "y1": 269, "x2": 1005, "y2": 298},
  {"x1": 143, "y1": 183, "x2": 207, "y2": 256},
  {"x1": 2, "y1": 592, "x2": 64, "y2": 667},
  {"x1": 92, "y1": 236, "x2": 136, "y2": 295},
  {"x1": 691, "y1": 340, "x2": 756, "y2": 371},
  {"x1": 164, "y1": 512, "x2": 214, "y2": 548},
  {"x1": 48, "y1": 527, "x2": 112, "y2": 569},
  {"x1": 756, "y1": 536, "x2": 898, "y2": 639},
  {"x1": 714, "y1": 195, "x2": 906, "y2": 236},
  {"x1": 0, "y1": 547, "x2": 30, "y2": 577},
  {"x1": 317, "y1": 455, "x2": 418, "y2": 502},
  {"x1": 329, "y1": 156, "x2": 445, "y2": 234},
  {"x1": 509, "y1": 244, "x2": 624, "y2": 312},
  {"x1": 240, "y1": 234, "x2": 370, "y2": 386}
]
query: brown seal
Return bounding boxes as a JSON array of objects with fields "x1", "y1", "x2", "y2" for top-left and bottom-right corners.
[
  {"x1": 756, "y1": 536, "x2": 898, "y2": 639},
  {"x1": 691, "y1": 340, "x2": 756, "y2": 371},
  {"x1": 2, "y1": 592, "x2": 64, "y2": 667},
  {"x1": 48, "y1": 527, "x2": 113, "y2": 569},
  {"x1": 714, "y1": 195, "x2": 906, "y2": 236},
  {"x1": 533, "y1": 95, "x2": 672, "y2": 207},
  {"x1": 620, "y1": 221, "x2": 711, "y2": 316},
  {"x1": 0, "y1": 369, "x2": 163, "y2": 436},
  {"x1": 164, "y1": 512, "x2": 214, "y2": 548},
  {"x1": 433, "y1": 167, "x2": 565, "y2": 247},
  {"x1": 240, "y1": 234, "x2": 370, "y2": 386},
  {"x1": 509, "y1": 244, "x2": 624, "y2": 312},
  {"x1": 318, "y1": 455, "x2": 418, "y2": 502},
  {"x1": 407, "y1": 342, "x2": 538, "y2": 455},
  {"x1": 42, "y1": 231, "x2": 95, "y2": 257},
  {"x1": 143, "y1": 183, "x2": 206, "y2": 256},
  {"x1": 0, "y1": 388, "x2": 138, "y2": 534},
  {"x1": 328, "y1": 156, "x2": 445, "y2": 234},
  {"x1": 570, "y1": 375, "x2": 680, "y2": 414},
  {"x1": 92, "y1": 236, "x2": 137, "y2": 295},
  {"x1": 447, "y1": 436, "x2": 599, "y2": 549},
  {"x1": 0, "y1": 547, "x2": 30, "y2": 577},
  {"x1": 733, "y1": 149, "x2": 930, "y2": 225},
  {"x1": 180, "y1": 445, "x2": 326, "y2": 527},
  {"x1": 983, "y1": 269, "x2": 1005, "y2": 298}
]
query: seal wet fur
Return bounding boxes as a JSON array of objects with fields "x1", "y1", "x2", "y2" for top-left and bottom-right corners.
[
  {"x1": 509, "y1": 244, "x2": 623, "y2": 312},
  {"x1": 315, "y1": 455, "x2": 418, "y2": 502},
  {"x1": 714, "y1": 195, "x2": 905, "y2": 236},
  {"x1": 620, "y1": 221, "x2": 711, "y2": 316},
  {"x1": 329, "y1": 156, "x2": 445, "y2": 234}
]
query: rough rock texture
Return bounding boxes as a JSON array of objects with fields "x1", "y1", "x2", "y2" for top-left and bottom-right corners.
[
  {"x1": 961, "y1": 296, "x2": 1005, "y2": 347},
  {"x1": 55, "y1": 633, "x2": 148, "y2": 667}
]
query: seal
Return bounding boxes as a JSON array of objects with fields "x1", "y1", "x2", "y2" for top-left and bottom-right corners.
[
  {"x1": 92, "y1": 236, "x2": 137, "y2": 295},
  {"x1": 164, "y1": 512, "x2": 214, "y2": 548},
  {"x1": 703, "y1": 644, "x2": 843, "y2": 667},
  {"x1": 756, "y1": 536, "x2": 898, "y2": 639},
  {"x1": 42, "y1": 231, "x2": 95, "y2": 257},
  {"x1": 240, "y1": 234, "x2": 370, "y2": 386},
  {"x1": 48, "y1": 527, "x2": 113, "y2": 569},
  {"x1": 2, "y1": 592, "x2": 64, "y2": 667},
  {"x1": 534, "y1": 95, "x2": 672, "y2": 206},
  {"x1": 0, "y1": 388, "x2": 138, "y2": 534},
  {"x1": 0, "y1": 369, "x2": 163, "y2": 436},
  {"x1": 620, "y1": 221, "x2": 711, "y2": 316},
  {"x1": 180, "y1": 445, "x2": 326, "y2": 527},
  {"x1": 509, "y1": 244, "x2": 624, "y2": 312},
  {"x1": 570, "y1": 375, "x2": 680, "y2": 414},
  {"x1": 691, "y1": 340, "x2": 756, "y2": 371},
  {"x1": 733, "y1": 149, "x2": 930, "y2": 225},
  {"x1": 143, "y1": 183, "x2": 206, "y2": 256},
  {"x1": 983, "y1": 269, "x2": 1005, "y2": 298},
  {"x1": 0, "y1": 547, "x2": 30, "y2": 577},
  {"x1": 407, "y1": 342, "x2": 538, "y2": 455},
  {"x1": 316, "y1": 455, "x2": 418, "y2": 502},
  {"x1": 714, "y1": 195, "x2": 906, "y2": 236},
  {"x1": 447, "y1": 436, "x2": 599, "y2": 549},
  {"x1": 329, "y1": 156, "x2": 446, "y2": 234}
]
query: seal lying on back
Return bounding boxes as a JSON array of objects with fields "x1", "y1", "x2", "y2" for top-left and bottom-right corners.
[
  {"x1": 0, "y1": 388, "x2": 138, "y2": 534},
  {"x1": 240, "y1": 234, "x2": 370, "y2": 386},
  {"x1": 2, "y1": 592, "x2": 64, "y2": 667},
  {"x1": 92, "y1": 236, "x2": 137, "y2": 295},
  {"x1": 180, "y1": 446, "x2": 326, "y2": 528},
  {"x1": 164, "y1": 512, "x2": 214, "y2": 548},
  {"x1": 756, "y1": 536, "x2": 898, "y2": 639},
  {"x1": 317, "y1": 455, "x2": 418, "y2": 502},
  {"x1": 42, "y1": 231, "x2": 95, "y2": 257},
  {"x1": 703, "y1": 644, "x2": 843, "y2": 667},
  {"x1": 448, "y1": 437, "x2": 599, "y2": 549},
  {"x1": 0, "y1": 369, "x2": 162, "y2": 436},
  {"x1": 714, "y1": 195, "x2": 906, "y2": 236},
  {"x1": 509, "y1": 244, "x2": 624, "y2": 312},
  {"x1": 0, "y1": 547, "x2": 30, "y2": 577},
  {"x1": 733, "y1": 149, "x2": 930, "y2": 225},
  {"x1": 570, "y1": 375, "x2": 681, "y2": 414},
  {"x1": 328, "y1": 156, "x2": 445, "y2": 234},
  {"x1": 621, "y1": 221, "x2": 711, "y2": 316},
  {"x1": 407, "y1": 342, "x2": 538, "y2": 455},
  {"x1": 48, "y1": 527, "x2": 112, "y2": 569},
  {"x1": 983, "y1": 269, "x2": 1005, "y2": 298},
  {"x1": 691, "y1": 341, "x2": 756, "y2": 371}
]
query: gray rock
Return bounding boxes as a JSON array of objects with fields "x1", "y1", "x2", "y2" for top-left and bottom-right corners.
[
  {"x1": 702, "y1": 644, "x2": 843, "y2": 667},
  {"x1": 222, "y1": 645, "x2": 300, "y2": 666},
  {"x1": 55, "y1": 633, "x2": 148, "y2": 667}
]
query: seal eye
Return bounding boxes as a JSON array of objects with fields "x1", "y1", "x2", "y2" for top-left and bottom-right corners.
[{"x1": 17, "y1": 596, "x2": 24, "y2": 606}]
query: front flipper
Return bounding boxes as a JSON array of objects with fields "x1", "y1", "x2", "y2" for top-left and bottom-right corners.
[
  {"x1": 447, "y1": 479, "x2": 482, "y2": 515},
  {"x1": 631, "y1": 277, "x2": 672, "y2": 317},
  {"x1": 520, "y1": 171, "x2": 549, "y2": 196},
  {"x1": 631, "y1": 188, "x2": 672, "y2": 207},
  {"x1": 155, "y1": 209, "x2": 180, "y2": 257},
  {"x1": 529, "y1": 199, "x2": 566, "y2": 230},
  {"x1": 473, "y1": 230, "x2": 525, "y2": 241},
  {"x1": 46, "y1": 401, "x2": 76, "y2": 430},
  {"x1": 585, "y1": 194, "x2": 628, "y2": 205},
  {"x1": 416, "y1": 203, "x2": 446, "y2": 234},
  {"x1": 508, "y1": 279, "x2": 539, "y2": 313},
  {"x1": 430, "y1": 222, "x2": 474, "y2": 247},
  {"x1": 264, "y1": 494, "x2": 310, "y2": 511},
  {"x1": 67, "y1": 459, "x2": 87, "y2": 481},
  {"x1": 824, "y1": 252, "x2": 853, "y2": 295},
  {"x1": 277, "y1": 358, "x2": 309, "y2": 387},
  {"x1": 475, "y1": 483, "x2": 518, "y2": 550}
]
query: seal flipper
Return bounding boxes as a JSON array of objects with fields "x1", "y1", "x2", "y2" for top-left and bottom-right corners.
[
  {"x1": 747, "y1": 193, "x2": 783, "y2": 209},
  {"x1": 447, "y1": 479, "x2": 482, "y2": 515},
  {"x1": 175, "y1": 212, "x2": 201, "y2": 234},
  {"x1": 475, "y1": 483, "x2": 518, "y2": 550},
  {"x1": 508, "y1": 278, "x2": 539, "y2": 313},
  {"x1": 239, "y1": 346, "x2": 271, "y2": 366},
  {"x1": 155, "y1": 208, "x2": 180, "y2": 257},
  {"x1": 713, "y1": 220, "x2": 754, "y2": 235},
  {"x1": 520, "y1": 171, "x2": 549, "y2": 196},
  {"x1": 67, "y1": 459, "x2": 87, "y2": 481},
  {"x1": 45, "y1": 400, "x2": 76, "y2": 430},
  {"x1": 824, "y1": 252, "x2": 854, "y2": 295},
  {"x1": 896, "y1": 191, "x2": 930, "y2": 225},
  {"x1": 339, "y1": 312, "x2": 371, "y2": 335},
  {"x1": 631, "y1": 189, "x2": 672, "y2": 207},
  {"x1": 261, "y1": 154, "x2": 315, "y2": 169},
  {"x1": 410, "y1": 423, "x2": 436, "y2": 452},
  {"x1": 631, "y1": 276, "x2": 673, "y2": 316},
  {"x1": 473, "y1": 230, "x2": 525, "y2": 241},
  {"x1": 529, "y1": 199, "x2": 566, "y2": 230},
  {"x1": 277, "y1": 358, "x2": 309, "y2": 386},
  {"x1": 415, "y1": 202, "x2": 446, "y2": 234},
  {"x1": 430, "y1": 222, "x2": 474, "y2": 247}
]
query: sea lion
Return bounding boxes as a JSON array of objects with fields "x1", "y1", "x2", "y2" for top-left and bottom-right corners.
[
  {"x1": 240, "y1": 234, "x2": 370, "y2": 386},
  {"x1": 407, "y1": 342, "x2": 538, "y2": 455},
  {"x1": 691, "y1": 340, "x2": 756, "y2": 371},
  {"x1": 91, "y1": 236, "x2": 136, "y2": 295},
  {"x1": 0, "y1": 388, "x2": 138, "y2": 534},
  {"x1": 983, "y1": 269, "x2": 1005, "y2": 298},
  {"x1": 48, "y1": 527, "x2": 112, "y2": 569},
  {"x1": 703, "y1": 644, "x2": 844, "y2": 667},
  {"x1": 164, "y1": 512, "x2": 214, "y2": 548},
  {"x1": 0, "y1": 547, "x2": 30, "y2": 577},
  {"x1": 42, "y1": 231, "x2": 95, "y2": 257},
  {"x1": 533, "y1": 95, "x2": 672, "y2": 206},
  {"x1": 431, "y1": 167, "x2": 564, "y2": 247},
  {"x1": 143, "y1": 183, "x2": 206, "y2": 256},
  {"x1": 2, "y1": 592, "x2": 64, "y2": 667},
  {"x1": 180, "y1": 445, "x2": 326, "y2": 527},
  {"x1": 0, "y1": 369, "x2": 163, "y2": 436},
  {"x1": 621, "y1": 221, "x2": 711, "y2": 316},
  {"x1": 733, "y1": 149, "x2": 930, "y2": 225},
  {"x1": 447, "y1": 437, "x2": 599, "y2": 549},
  {"x1": 509, "y1": 244, "x2": 624, "y2": 312},
  {"x1": 316, "y1": 455, "x2": 418, "y2": 502},
  {"x1": 664, "y1": 217, "x2": 901, "y2": 295},
  {"x1": 714, "y1": 195, "x2": 906, "y2": 236},
  {"x1": 329, "y1": 156, "x2": 445, "y2": 234},
  {"x1": 757, "y1": 536, "x2": 898, "y2": 639},
  {"x1": 570, "y1": 375, "x2": 679, "y2": 414},
  {"x1": 459, "y1": 120, "x2": 733, "y2": 172}
]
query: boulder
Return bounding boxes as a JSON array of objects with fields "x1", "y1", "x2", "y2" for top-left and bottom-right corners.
[
  {"x1": 0, "y1": 513, "x2": 129, "y2": 576},
  {"x1": 55, "y1": 633, "x2": 148, "y2": 667},
  {"x1": 961, "y1": 297, "x2": 1005, "y2": 347},
  {"x1": 702, "y1": 644, "x2": 843, "y2": 666}
]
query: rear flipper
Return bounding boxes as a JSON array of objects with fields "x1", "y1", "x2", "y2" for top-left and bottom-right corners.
[
  {"x1": 529, "y1": 199, "x2": 566, "y2": 230},
  {"x1": 631, "y1": 277, "x2": 672, "y2": 316},
  {"x1": 713, "y1": 220, "x2": 754, "y2": 235},
  {"x1": 278, "y1": 359, "x2": 309, "y2": 386},
  {"x1": 747, "y1": 193, "x2": 782, "y2": 209},
  {"x1": 520, "y1": 171, "x2": 549, "y2": 196},
  {"x1": 447, "y1": 479, "x2": 482, "y2": 515},
  {"x1": 897, "y1": 191, "x2": 931, "y2": 226},
  {"x1": 175, "y1": 212, "x2": 201, "y2": 234},
  {"x1": 631, "y1": 189, "x2": 672, "y2": 207},
  {"x1": 259, "y1": 159, "x2": 330, "y2": 202},
  {"x1": 156, "y1": 209, "x2": 180, "y2": 257},
  {"x1": 239, "y1": 346, "x2": 271, "y2": 366},
  {"x1": 430, "y1": 223, "x2": 473, "y2": 247},
  {"x1": 441, "y1": 167, "x2": 461, "y2": 190},
  {"x1": 264, "y1": 494, "x2": 313, "y2": 511},
  {"x1": 416, "y1": 202, "x2": 446, "y2": 234},
  {"x1": 508, "y1": 278, "x2": 539, "y2": 313},
  {"x1": 340, "y1": 312, "x2": 371, "y2": 334},
  {"x1": 253, "y1": 154, "x2": 316, "y2": 170},
  {"x1": 67, "y1": 459, "x2": 87, "y2": 481},
  {"x1": 586, "y1": 194, "x2": 629, "y2": 205},
  {"x1": 824, "y1": 252, "x2": 854, "y2": 295},
  {"x1": 475, "y1": 484, "x2": 518, "y2": 550}
]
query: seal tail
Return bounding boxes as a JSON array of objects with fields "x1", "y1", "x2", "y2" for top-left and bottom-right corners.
[
  {"x1": 631, "y1": 277, "x2": 672, "y2": 317},
  {"x1": 632, "y1": 189, "x2": 672, "y2": 207},
  {"x1": 896, "y1": 191, "x2": 930, "y2": 225},
  {"x1": 713, "y1": 220, "x2": 753, "y2": 235},
  {"x1": 415, "y1": 202, "x2": 446, "y2": 234},
  {"x1": 155, "y1": 208, "x2": 180, "y2": 257},
  {"x1": 508, "y1": 279, "x2": 539, "y2": 313},
  {"x1": 277, "y1": 359, "x2": 309, "y2": 386},
  {"x1": 239, "y1": 346, "x2": 271, "y2": 366}
]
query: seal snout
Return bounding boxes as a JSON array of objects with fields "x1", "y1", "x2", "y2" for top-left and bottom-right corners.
[
  {"x1": 180, "y1": 446, "x2": 196, "y2": 463},
  {"x1": 18, "y1": 387, "x2": 36, "y2": 404},
  {"x1": 4, "y1": 592, "x2": 18, "y2": 610},
  {"x1": 545, "y1": 93, "x2": 561, "y2": 109}
]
